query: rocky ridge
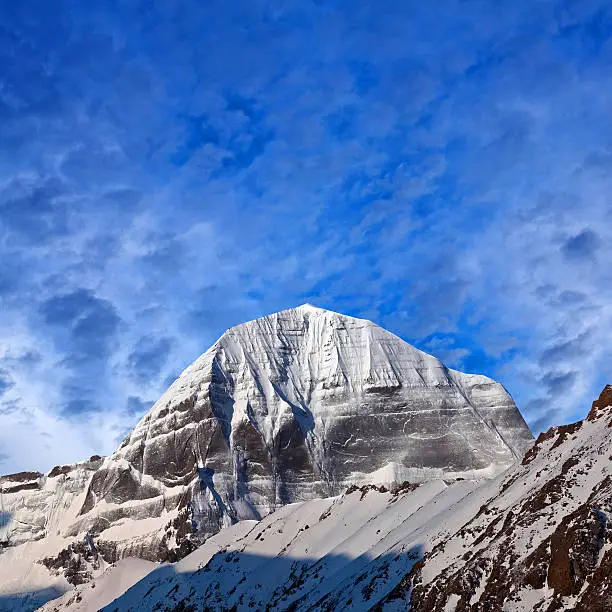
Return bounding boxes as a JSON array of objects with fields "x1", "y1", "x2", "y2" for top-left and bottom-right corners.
[{"x1": 386, "y1": 384, "x2": 612, "y2": 611}]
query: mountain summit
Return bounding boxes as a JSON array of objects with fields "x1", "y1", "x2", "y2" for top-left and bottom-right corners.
[{"x1": 81, "y1": 305, "x2": 532, "y2": 549}]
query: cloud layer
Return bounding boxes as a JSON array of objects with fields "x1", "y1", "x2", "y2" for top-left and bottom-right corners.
[{"x1": 1, "y1": 0, "x2": 612, "y2": 471}]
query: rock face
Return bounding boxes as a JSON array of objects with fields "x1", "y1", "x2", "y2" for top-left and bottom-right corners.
[
  {"x1": 78, "y1": 305, "x2": 532, "y2": 547},
  {"x1": 0, "y1": 458, "x2": 104, "y2": 610},
  {"x1": 0, "y1": 461, "x2": 101, "y2": 548}
]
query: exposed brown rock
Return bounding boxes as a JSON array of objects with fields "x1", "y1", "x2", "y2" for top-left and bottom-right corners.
[
  {"x1": 522, "y1": 428, "x2": 556, "y2": 465},
  {"x1": 548, "y1": 504, "x2": 609, "y2": 596},
  {"x1": 390, "y1": 481, "x2": 420, "y2": 496},
  {"x1": 522, "y1": 418, "x2": 583, "y2": 467},
  {"x1": 587, "y1": 384, "x2": 612, "y2": 421},
  {"x1": 550, "y1": 420, "x2": 582, "y2": 449},
  {"x1": 344, "y1": 483, "x2": 389, "y2": 498},
  {"x1": 574, "y1": 547, "x2": 612, "y2": 611},
  {"x1": 48, "y1": 465, "x2": 74, "y2": 478},
  {"x1": 560, "y1": 457, "x2": 579, "y2": 475},
  {"x1": 0, "y1": 471, "x2": 42, "y2": 483}
]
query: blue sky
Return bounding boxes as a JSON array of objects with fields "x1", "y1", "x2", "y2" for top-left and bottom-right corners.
[{"x1": 1, "y1": 0, "x2": 612, "y2": 472}]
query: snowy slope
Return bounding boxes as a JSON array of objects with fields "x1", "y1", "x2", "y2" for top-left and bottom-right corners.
[
  {"x1": 41, "y1": 385, "x2": 612, "y2": 612},
  {"x1": 386, "y1": 384, "x2": 612, "y2": 611},
  {"x1": 43, "y1": 480, "x2": 486, "y2": 612}
]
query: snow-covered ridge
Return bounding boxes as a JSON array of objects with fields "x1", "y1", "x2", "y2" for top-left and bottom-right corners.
[
  {"x1": 393, "y1": 384, "x2": 612, "y2": 611},
  {"x1": 0, "y1": 457, "x2": 103, "y2": 610},
  {"x1": 43, "y1": 480, "x2": 481, "y2": 611}
]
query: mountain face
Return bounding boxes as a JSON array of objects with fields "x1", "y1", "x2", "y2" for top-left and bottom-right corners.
[
  {"x1": 77, "y1": 305, "x2": 531, "y2": 549},
  {"x1": 41, "y1": 386, "x2": 612, "y2": 612},
  {"x1": 0, "y1": 305, "x2": 532, "y2": 608}
]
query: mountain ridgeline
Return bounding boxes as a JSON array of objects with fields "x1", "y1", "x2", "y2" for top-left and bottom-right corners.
[{"x1": 43, "y1": 384, "x2": 610, "y2": 612}]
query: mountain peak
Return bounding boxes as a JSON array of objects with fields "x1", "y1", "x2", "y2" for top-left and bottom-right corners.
[
  {"x1": 0, "y1": 307, "x2": 534, "y2": 605},
  {"x1": 217, "y1": 303, "x2": 374, "y2": 344},
  {"x1": 222, "y1": 304, "x2": 359, "y2": 337},
  {"x1": 296, "y1": 302, "x2": 321, "y2": 311},
  {"x1": 587, "y1": 384, "x2": 612, "y2": 421},
  {"x1": 82, "y1": 305, "x2": 533, "y2": 551},
  {"x1": 286, "y1": 302, "x2": 335, "y2": 317},
  {"x1": 275, "y1": 302, "x2": 356, "y2": 319}
]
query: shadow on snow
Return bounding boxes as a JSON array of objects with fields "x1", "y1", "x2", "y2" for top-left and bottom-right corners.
[
  {"x1": 0, "y1": 586, "x2": 67, "y2": 612},
  {"x1": 100, "y1": 546, "x2": 423, "y2": 611}
]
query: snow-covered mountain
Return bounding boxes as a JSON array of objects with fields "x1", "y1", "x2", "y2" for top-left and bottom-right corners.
[
  {"x1": 39, "y1": 385, "x2": 612, "y2": 612},
  {"x1": 0, "y1": 305, "x2": 532, "y2": 609},
  {"x1": 400, "y1": 384, "x2": 612, "y2": 611},
  {"x1": 77, "y1": 305, "x2": 531, "y2": 551}
]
